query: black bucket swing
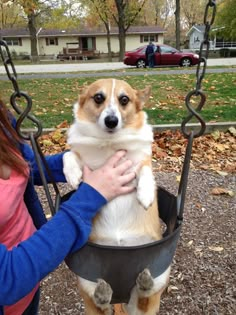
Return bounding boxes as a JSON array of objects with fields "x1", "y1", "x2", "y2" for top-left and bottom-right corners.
[{"x1": 0, "y1": 0, "x2": 216, "y2": 306}]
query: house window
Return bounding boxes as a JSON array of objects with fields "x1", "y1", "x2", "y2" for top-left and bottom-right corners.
[
  {"x1": 4, "y1": 37, "x2": 22, "y2": 46},
  {"x1": 46, "y1": 37, "x2": 58, "y2": 46},
  {"x1": 141, "y1": 34, "x2": 158, "y2": 43}
]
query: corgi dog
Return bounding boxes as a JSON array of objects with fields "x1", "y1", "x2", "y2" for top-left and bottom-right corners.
[{"x1": 63, "y1": 78, "x2": 170, "y2": 315}]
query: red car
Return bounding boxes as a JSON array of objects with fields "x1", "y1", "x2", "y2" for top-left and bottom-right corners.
[{"x1": 123, "y1": 44, "x2": 199, "y2": 68}]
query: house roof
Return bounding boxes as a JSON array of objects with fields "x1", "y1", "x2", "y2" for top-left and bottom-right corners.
[
  {"x1": 186, "y1": 24, "x2": 206, "y2": 36},
  {"x1": 186, "y1": 24, "x2": 222, "y2": 37},
  {"x1": 0, "y1": 26, "x2": 165, "y2": 38}
]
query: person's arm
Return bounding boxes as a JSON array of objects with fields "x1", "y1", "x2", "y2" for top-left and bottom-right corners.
[
  {"x1": 20, "y1": 142, "x2": 66, "y2": 184},
  {"x1": 0, "y1": 151, "x2": 135, "y2": 305},
  {"x1": 0, "y1": 183, "x2": 106, "y2": 305}
]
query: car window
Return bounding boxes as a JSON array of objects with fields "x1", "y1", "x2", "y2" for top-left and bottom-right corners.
[
  {"x1": 160, "y1": 46, "x2": 178, "y2": 54},
  {"x1": 130, "y1": 47, "x2": 145, "y2": 52}
]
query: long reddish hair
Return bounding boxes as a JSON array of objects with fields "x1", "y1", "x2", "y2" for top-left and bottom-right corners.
[{"x1": 0, "y1": 99, "x2": 28, "y2": 175}]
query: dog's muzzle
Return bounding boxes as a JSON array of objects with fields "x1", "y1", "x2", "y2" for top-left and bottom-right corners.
[{"x1": 105, "y1": 115, "x2": 119, "y2": 129}]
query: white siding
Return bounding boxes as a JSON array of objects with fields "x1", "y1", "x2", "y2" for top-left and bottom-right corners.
[
  {"x1": 96, "y1": 33, "x2": 164, "y2": 53},
  {"x1": 38, "y1": 36, "x2": 77, "y2": 56},
  {"x1": 7, "y1": 38, "x2": 31, "y2": 55},
  {"x1": 189, "y1": 30, "x2": 204, "y2": 50},
  {"x1": 5, "y1": 33, "x2": 164, "y2": 56}
]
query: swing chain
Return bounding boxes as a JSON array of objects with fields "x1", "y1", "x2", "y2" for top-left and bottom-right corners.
[
  {"x1": 181, "y1": 0, "x2": 216, "y2": 138},
  {"x1": 0, "y1": 39, "x2": 42, "y2": 140},
  {"x1": 177, "y1": 0, "x2": 216, "y2": 221},
  {"x1": 0, "y1": 39, "x2": 60, "y2": 214}
]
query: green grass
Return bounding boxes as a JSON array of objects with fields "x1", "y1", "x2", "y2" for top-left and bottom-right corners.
[{"x1": 1, "y1": 72, "x2": 235, "y2": 128}]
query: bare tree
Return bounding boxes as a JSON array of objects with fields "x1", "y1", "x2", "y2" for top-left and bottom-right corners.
[
  {"x1": 181, "y1": 0, "x2": 205, "y2": 29},
  {"x1": 15, "y1": 0, "x2": 58, "y2": 62},
  {"x1": 88, "y1": 0, "x2": 113, "y2": 61},
  {"x1": 113, "y1": 0, "x2": 146, "y2": 61}
]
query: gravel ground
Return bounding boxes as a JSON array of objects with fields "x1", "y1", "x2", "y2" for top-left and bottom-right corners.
[{"x1": 36, "y1": 167, "x2": 235, "y2": 315}]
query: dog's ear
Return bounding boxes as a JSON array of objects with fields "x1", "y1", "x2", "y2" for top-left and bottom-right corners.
[
  {"x1": 78, "y1": 86, "x2": 89, "y2": 107},
  {"x1": 136, "y1": 86, "x2": 151, "y2": 110}
]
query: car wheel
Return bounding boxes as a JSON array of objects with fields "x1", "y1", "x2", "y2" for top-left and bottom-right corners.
[
  {"x1": 136, "y1": 59, "x2": 146, "y2": 68},
  {"x1": 180, "y1": 58, "x2": 191, "y2": 67}
]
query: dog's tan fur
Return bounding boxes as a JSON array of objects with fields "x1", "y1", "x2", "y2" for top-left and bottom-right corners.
[{"x1": 63, "y1": 79, "x2": 170, "y2": 314}]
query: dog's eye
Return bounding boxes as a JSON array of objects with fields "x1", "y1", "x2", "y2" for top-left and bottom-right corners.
[
  {"x1": 93, "y1": 93, "x2": 105, "y2": 104},
  {"x1": 119, "y1": 95, "x2": 129, "y2": 106}
]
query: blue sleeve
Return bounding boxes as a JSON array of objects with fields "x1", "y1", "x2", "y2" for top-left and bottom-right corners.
[
  {"x1": 20, "y1": 142, "x2": 66, "y2": 184},
  {"x1": 0, "y1": 182, "x2": 106, "y2": 305}
]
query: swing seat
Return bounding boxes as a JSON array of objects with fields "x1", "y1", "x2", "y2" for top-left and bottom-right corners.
[{"x1": 64, "y1": 187, "x2": 182, "y2": 304}]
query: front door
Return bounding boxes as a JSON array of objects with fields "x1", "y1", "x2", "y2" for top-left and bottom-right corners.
[{"x1": 80, "y1": 37, "x2": 95, "y2": 51}]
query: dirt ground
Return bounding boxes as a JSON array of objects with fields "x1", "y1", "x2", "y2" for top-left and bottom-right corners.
[{"x1": 37, "y1": 165, "x2": 235, "y2": 315}]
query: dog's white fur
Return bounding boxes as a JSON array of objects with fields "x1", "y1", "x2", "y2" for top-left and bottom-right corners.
[{"x1": 63, "y1": 79, "x2": 169, "y2": 314}]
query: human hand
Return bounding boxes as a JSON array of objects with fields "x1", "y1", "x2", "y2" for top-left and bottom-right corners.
[{"x1": 82, "y1": 151, "x2": 136, "y2": 201}]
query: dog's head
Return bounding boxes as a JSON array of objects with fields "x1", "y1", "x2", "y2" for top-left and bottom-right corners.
[{"x1": 74, "y1": 78, "x2": 151, "y2": 133}]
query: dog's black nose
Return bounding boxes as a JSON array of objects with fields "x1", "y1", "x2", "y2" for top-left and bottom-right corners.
[{"x1": 105, "y1": 115, "x2": 118, "y2": 129}]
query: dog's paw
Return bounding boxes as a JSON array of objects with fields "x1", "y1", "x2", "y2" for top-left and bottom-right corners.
[
  {"x1": 137, "y1": 168, "x2": 155, "y2": 209},
  {"x1": 93, "y1": 279, "x2": 113, "y2": 309},
  {"x1": 137, "y1": 186, "x2": 155, "y2": 209},
  {"x1": 136, "y1": 166, "x2": 155, "y2": 209},
  {"x1": 63, "y1": 151, "x2": 82, "y2": 189},
  {"x1": 136, "y1": 268, "x2": 154, "y2": 292}
]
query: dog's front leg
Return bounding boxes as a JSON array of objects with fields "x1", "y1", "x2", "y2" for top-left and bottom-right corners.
[
  {"x1": 136, "y1": 163, "x2": 156, "y2": 209},
  {"x1": 63, "y1": 151, "x2": 83, "y2": 189}
]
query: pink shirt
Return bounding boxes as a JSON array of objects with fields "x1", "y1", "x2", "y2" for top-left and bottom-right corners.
[{"x1": 0, "y1": 166, "x2": 38, "y2": 315}]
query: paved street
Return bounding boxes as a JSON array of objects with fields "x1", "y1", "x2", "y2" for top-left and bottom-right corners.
[{"x1": 0, "y1": 58, "x2": 236, "y2": 76}]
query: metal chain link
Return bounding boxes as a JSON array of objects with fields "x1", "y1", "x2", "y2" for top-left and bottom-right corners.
[
  {"x1": 177, "y1": 0, "x2": 217, "y2": 220},
  {"x1": 0, "y1": 40, "x2": 42, "y2": 140},
  {"x1": 181, "y1": 0, "x2": 216, "y2": 138}
]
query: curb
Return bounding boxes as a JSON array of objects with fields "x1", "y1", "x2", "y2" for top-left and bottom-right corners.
[
  {"x1": 25, "y1": 122, "x2": 236, "y2": 135},
  {"x1": 152, "y1": 122, "x2": 236, "y2": 133}
]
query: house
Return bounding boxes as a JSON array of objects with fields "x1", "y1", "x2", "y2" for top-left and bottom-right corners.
[
  {"x1": 187, "y1": 24, "x2": 236, "y2": 50},
  {"x1": 187, "y1": 24, "x2": 213, "y2": 50},
  {"x1": 0, "y1": 26, "x2": 165, "y2": 60}
]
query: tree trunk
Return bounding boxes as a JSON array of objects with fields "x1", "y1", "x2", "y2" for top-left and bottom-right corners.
[
  {"x1": 107, "y1": 34, "x2": 112, "y2": 61},
  {"x1": 104, "y1": 23, "x2": 112, "y2": 62},
  {"x1": 114, "y1": 0, "x2": 126, "y2": 61},
  {"x1": 28, "y1": 13, "x2": 39, "y2": 63},
  {"x1": 175, "y1": 0, "x2": 181, "y2": 50},
  {"x1": 118, "y1": 24, "x2": 126, "y2": 61}
]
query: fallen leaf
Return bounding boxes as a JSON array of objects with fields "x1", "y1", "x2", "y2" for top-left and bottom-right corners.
[
  {"x1": 208, "y1": 246, "x2": 224, "y2": 252},
  {"x1": 176, "y1": 175, "x2": 181, "y2": 182},
  {"x1": 167, "y1": 285, "x2": 179, "y2": 293},
  {"x1": 41, "y1": 139, "x2": 54, "y2": 146},
  {"x1": 216, "y1": 171, "x2": 228, "y2": 177},
  {"x1": 228, "y1": 126, "x2": 236, "y2": 136},
  {"x1": 187, "y1": 240, "x2": 194, "y2": 246},
  {"x1": 211, "y1": 130, "x2": 220, "y2": 140},
  {"x1": 211, "y1": 187, "x2": 235, "y2": 196}
]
